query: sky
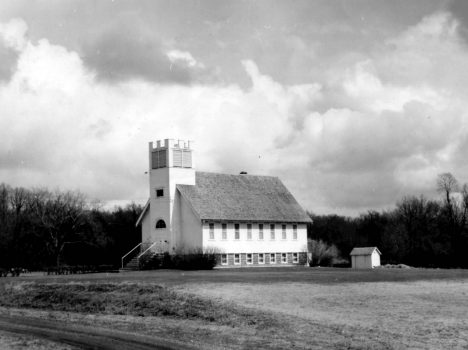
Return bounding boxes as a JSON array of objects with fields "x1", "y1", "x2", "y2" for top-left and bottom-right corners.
[{"x1": 1, "y1": 0, "x2": 468, "y2": 216}]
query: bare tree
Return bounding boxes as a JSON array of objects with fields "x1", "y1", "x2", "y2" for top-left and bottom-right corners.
[
  {"x1": 0, "y1": 183, "x2": 11, "y2": 232},
  {"x1": 437, "y1": 173, "x2": 459, "y2": 228},
  {"x1": 437, "y1": 173, "x2": 468, "y2": 229},
  {"x1": 31, "y1": 188, "x2": 103, "y2": 267},
  {"x1": 437, "y1": 173, "x2": 459, "y2": 194},
  {"x1": 389, "y1": 195, "x2": 440, "y2": 261},
  {"x1": 436, "y1": 173, "x2": 468, "y2": 266}
]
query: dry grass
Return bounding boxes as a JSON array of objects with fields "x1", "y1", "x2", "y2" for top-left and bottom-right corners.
[
  {"x1": 177, "y1": 280, "x2": 468, "y2": 349},
  {"x1": 0, "y1": 282, "x2": 272, "y2": 328},
  {"x1": 1, "y1": 268, "x2": 468, "y2": 349},
  {"x1": 0, "y1": 331, "x2": 77, "y2": 350}
]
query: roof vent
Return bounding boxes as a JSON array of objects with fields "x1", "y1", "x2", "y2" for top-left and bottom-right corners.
[{"x1": 240, "y1": 171, "x2": 247, "y2": 175}]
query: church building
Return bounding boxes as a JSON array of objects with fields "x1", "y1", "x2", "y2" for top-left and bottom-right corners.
[{"x1": 135, "y1": 138, "x2": 312, "y2": 267}]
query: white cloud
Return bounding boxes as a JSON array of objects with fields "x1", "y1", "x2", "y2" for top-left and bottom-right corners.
[
  {"x1": 0, "y1": 18, "x2": 27, "y2": 51},
  {"x1": 2, "y1": 12, "x2": 468, "y2": 216},
  {"x1": 0, "y1": 22, "x2": 323, "y2": 210},
  {"x1": 167, "y1": 49, "x2": 205, "y2": 68}
]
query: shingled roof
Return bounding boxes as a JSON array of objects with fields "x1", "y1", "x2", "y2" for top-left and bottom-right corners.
[
  {"x1": 350, "y1": 247, "x2": 381, "y2": 256},
  {"x1": 177, "y1": 172, "x2": 312, "y2": 223}
]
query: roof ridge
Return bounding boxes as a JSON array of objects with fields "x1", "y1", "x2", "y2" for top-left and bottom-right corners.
[{"x1": 195, "y1": 171, "x2": 279, "y2": 179}]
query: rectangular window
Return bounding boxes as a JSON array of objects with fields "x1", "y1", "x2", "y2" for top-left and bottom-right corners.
[
  {"x1": 270, "y1": 253, "x2": 276, "y2": 263},
  {"x1": 270, "y1": 224, "x2": 275, "y2": 239},
  {"x1": 281, "y1": 253, "x2": 287, "y2": 263},
  {"x1": 156, "y1": 188, "x2": 164, "y2": 197},
  {"x1": 234, "y1": 254, "x2": 240, "y2": 265},
  {"x1": 259, "y1": 224, "x2": 264, "y2": 240},
  {"x1": 247, "y1": 253, "x2": 253, "y2": 264},
  {"x1": 209, "y1": 223, "x2": 214, "y2": 240},
  {"x1": 292, "y1": 253, "x2": 298, "y2": 263},
  {"x1": 282, "y1": 224, "x2": 286, "y2": 239},
  {"x1": 247, "y1": 224, "x2": 252, "y2": 239},
  {"x1": 258, "y1": 253, "x2": 265, "y2": 264},
  {"x1": 258, "y1": 253, "x2": 264, "y2": 264},
  {"x1": 293, "y1": 225, "x2": 297, "y2": 240},
  {"x1": 235, "y1": 224, "x2": 240, "y2": 240},
  {"x1": 221, "y1": 254, "x2": 227, "y2": 265},
  {"x1": 222, "y1": 224, "x2": 227, "y2": 240}
]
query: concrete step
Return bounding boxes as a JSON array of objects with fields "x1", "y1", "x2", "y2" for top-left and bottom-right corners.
[{"x1": 122, "y1": 252, "x2": 156, "y2": 271}]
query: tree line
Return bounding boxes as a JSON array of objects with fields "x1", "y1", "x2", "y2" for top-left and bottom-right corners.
[
  {"x1": 308, "y1": 173, "x2": 468, "y2": 268},
  {"x1": 2, "y1": 172, "x2": 467, "y2": 270},
  {"x1": 0, "y1": 184, "x2": 142, "y2": 269}
]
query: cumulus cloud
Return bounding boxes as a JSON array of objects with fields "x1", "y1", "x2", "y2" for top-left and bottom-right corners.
[
  {"x1": 0, "y1": 18, "x2": 27, "y2": 82},
  {"x1": 0, "y1": 19, "x2": 323, "y2": 208},
  {"x1": 80, "y1": 14, "x2": 199, "y2": 85},
  {"x1": 2, "y1": 11, "x2": 468, "y2": 216},
  {"x1": 449, "y1": 0, "x2": 468, "y2": 43},
  {"x1": 167, "y1": 50, "x2": 204, "y2": 69},
  {"x1": 281, "y1": 11, "x2": 468, "y2": 214}
]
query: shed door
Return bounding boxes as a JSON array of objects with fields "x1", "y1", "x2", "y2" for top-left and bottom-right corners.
[{"x1": 356, "y1": 256, "x2": 366, "y2": 268}]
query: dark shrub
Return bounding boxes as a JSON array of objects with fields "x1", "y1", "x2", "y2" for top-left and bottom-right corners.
[
  {"x1": 161, "y1": 252, "x2": 175, "y2": 268},
  {"x1": 135, "y1": 246, "x2": 222, "y2": 271},
  {"x1": 169, "y1": 246, "x2": 221, "y2": 270},
  {"x1": 308, "y1": 240, "x2": 341, "y2": 267},
  {"x1": 139, "y1": 255, "x2": 162, "y2": 270}
]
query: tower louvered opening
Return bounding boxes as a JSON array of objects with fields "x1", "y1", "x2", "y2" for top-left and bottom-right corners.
[
  {"x1": 173, "y1": 149, "x2": 192, "y2": 168},
  {"x1": 152, "y1": 150, "x2": 167, "y2": 169}
]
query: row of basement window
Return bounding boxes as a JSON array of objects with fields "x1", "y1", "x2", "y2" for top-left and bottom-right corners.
[
  {"x1": 220, "y1": 253, "x2": 300, "y2": 265},
  {"x1": 208, "y1": 223, "x2": 298, "y2": 240}
]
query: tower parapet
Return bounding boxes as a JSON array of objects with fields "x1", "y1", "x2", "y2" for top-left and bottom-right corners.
[{"x1": 149, "y1": 139, "x2": 195, "y2": 169}]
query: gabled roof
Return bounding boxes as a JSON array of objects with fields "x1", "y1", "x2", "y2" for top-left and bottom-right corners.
[
  {"x1": 350, "y1": 247, "x2": 382, "y2": 256},
  {"x1": 177, "y1": 172, "x2": 312, "y2": 223}
]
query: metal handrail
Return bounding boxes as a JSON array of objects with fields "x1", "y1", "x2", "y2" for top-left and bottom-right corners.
[
  {"x1": 121, "y1": 243, "x2": 142, "y2": 268},
  {"x1": 138, "y1": 242, "x2": 159, "y2": 258}
]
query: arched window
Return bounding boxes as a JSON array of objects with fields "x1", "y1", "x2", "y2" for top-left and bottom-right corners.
[{"x1": 156, "y1": 220, "x2": 166, "y2": 229}]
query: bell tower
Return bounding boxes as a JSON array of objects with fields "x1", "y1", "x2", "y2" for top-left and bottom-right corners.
[{"x1": 146, "y1": 139, "x2": 196, "y2": 252}]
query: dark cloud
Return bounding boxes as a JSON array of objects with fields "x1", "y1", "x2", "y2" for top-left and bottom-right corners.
[
  {"x1": 449, "y1": 0, "x2": 468, "y2": 42},
  {"x1": 81, "y1": 16, "x2": 193, "y2": 85},
  {"x1": 0, "y1": 42, "x2": 19, "y2": 82}
]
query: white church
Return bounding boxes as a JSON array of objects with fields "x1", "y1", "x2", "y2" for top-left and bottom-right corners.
[{"x1": 132, "y1": 138, "x2": 312, "y2": 267}]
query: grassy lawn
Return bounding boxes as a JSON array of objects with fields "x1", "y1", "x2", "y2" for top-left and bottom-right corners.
[
  {"x1": 3, "y1": 266, "x2": 468, "y2": 285},
  {"x1": 1, "y1": 267, "x2": 467, "y2": 349}
]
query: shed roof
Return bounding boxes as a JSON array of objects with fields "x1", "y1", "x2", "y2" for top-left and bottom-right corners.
[
  {"x1": 177, "y1": 172, "x2": 312, "y2": 223},
  {"x1": 350, "y1": 247, "x2": 382, "y2": 256}
]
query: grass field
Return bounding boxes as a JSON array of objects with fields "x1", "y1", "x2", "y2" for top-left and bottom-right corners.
[{"x1": 1, "y1": 267, "x2": 467, "y2": 349}]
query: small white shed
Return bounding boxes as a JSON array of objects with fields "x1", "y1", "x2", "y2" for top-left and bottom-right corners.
[{"x1": 350, "y1": 247, "x2": 381, "y2": 268}]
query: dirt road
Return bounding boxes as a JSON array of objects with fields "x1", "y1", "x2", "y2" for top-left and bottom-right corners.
[{"x1": 0, "y1": 315, "x2": 197, "y2": 350}]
